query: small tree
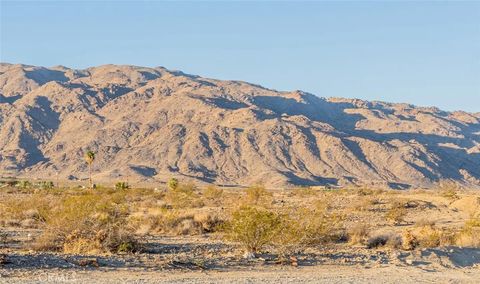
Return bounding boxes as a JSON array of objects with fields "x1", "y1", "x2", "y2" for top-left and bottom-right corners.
[{"x1": 84, "y1": 150, "x2": 95, "y2": 188}]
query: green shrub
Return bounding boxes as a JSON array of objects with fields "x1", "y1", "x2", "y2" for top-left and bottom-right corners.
[
  {"x1": 115, "y1": 182, "x2": 130, "y2": 190},
  {"x1": 276, "y1": 201, "x2": 344, "y2": 249},
  {"x1": 165, "y1": 182, "x2": 204, "y2": 208},
  {"x1": 223, "y1": 206, "x2": 282, "y2": 254},
  {"x1": 167, "y1": 178, "x2": 179, "y2": 190},
  {"x1": 36, "y1": 181, "x2": 54, "y2": 190},
  {"x1": 5, "y1": 180, "x2": 18, "y2": 187},
  {"x1": 224, "y1": 199, "x2": 344, "y2": 257},
  {"x1": 18, "y1": 180, "x2": 32, "y2": 189}
]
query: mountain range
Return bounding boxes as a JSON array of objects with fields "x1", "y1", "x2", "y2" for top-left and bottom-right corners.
[{"x1": 1, "y1": 63, "x2": 479, "y2": 188}]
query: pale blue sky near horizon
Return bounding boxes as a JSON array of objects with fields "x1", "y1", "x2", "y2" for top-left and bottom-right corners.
[{"x1": 1, "y1": 1, "x2": 479, "y2": 112}]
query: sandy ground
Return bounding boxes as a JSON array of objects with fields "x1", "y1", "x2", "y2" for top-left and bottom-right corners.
[
  {"x1": 1, "y1": 263, "x2": 479, "y2": 283},
  {"x1": 2, "y1": 243, "x2": 480, "y2": 283}
]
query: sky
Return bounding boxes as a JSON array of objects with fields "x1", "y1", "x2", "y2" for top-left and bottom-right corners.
[{"x1": 1, "y1": 1, "x2": 479, "y2": 112}]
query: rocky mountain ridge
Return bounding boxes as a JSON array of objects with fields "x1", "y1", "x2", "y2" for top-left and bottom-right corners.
[{"x1": 1, "y1": 63, "x2": 479, "y2": 188}]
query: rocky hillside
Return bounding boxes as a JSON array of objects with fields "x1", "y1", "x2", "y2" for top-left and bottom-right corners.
[{"x1": 0, "y1": 63, "x2": 479, "y2": 188}]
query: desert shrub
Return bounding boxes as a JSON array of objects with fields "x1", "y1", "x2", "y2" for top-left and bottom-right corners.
[
  {"x1": 367, "y1": 232, "x2": 401, "y2": 249},
  {"x1": 167, "y1": 215, "x2": 202, "y2": 235},
  {"x1": 456, "y1": 217, "x2": 480, "y2": 247},
  {"x1": 0, "y1": 194, "x2": 54, "y2": 227},
  {"x1": 193, "y1": 211, "x2": 225, "y2": 233},
  {"x1": 167, "y1": 178, "x2": 179, "y2": 190},
  {"x1": 439, "y1": 228, "x2": 457, "y2": 247},
  {"x1": 17, "y1": 180, "x2": 32, "y2": 189},
  {"x1": 132, "y1": 208, "x2": 224, "y2": 236},
  {"x1": 283, "y1": 200, "x2": 344, "y2": 245},
  {"x1": 367, "y1": 234, "x2": 389, "y2": 249},
  {"x1": 115, "y1": 182, "x2": 130, "y2": 190},
  {"x1": 223, "y1": 198, "x2": 344, "y2": 256},
  {"x1": 290, "y1": 186, "x2": 317, "y2": 198},
  {"x1": 63, "y1": 225, "x2": 139, "y2": 254},
  {"x1": 273, "y1": 207, "x2": 344, "y2": 256},
  {"x1": 36, "y1": 181, "x2": 54, "y2": 190},
  {"x1": 402, "y1": 225, "x2": 456, "y2": 250},
  {"x1": 202, "y1": 185, "x2": 223, "y2": 205},
  {"x1": 354, "y1": 187, "x2": 385, "y2": 196},
  {"x1": 165, "y1": 182, "x2": 203, "y2": 209},
  {"x1": 352, "y1": 196, "x2": 379, "y2": 212},
  {"x1": 439, "y1": 181, "x2": 459, "y2": 200},
  {"x1": 0, "y1": 230, "x2": 7, "y2": 248},
  {"x1": 223, "y1": 206, "x2": 282, "y2": 254},
  {"x1": 32, "y1": 192, "x2": 139, "y2": 254},
  {"x1": 169, "y1": 211, "x2": 223, "y2": 235},
  {"x1": 244, "y1": 184, "x2": 272, "y2": 206},
  {"x1": 131, "y1": 209, "x2": 191, "y2": 235},
  {"x1": 3, "y1": 180, "x2": 18, "y2": 187},
  {"x1": 386, "y1": 200, "x2": 407, "y2": 225},
  {"x1": 416, "y1": 226, "x2": 442, "y2": 248},
  {"x1": 402, "y1": 229, "x2": 419, "y2": 250},
  {"x1": 348, "y1": 223, "x2": 370, "y2": 245},
  {"x1": 414, "y1": 218, "x2": 436, "y2": 228}
]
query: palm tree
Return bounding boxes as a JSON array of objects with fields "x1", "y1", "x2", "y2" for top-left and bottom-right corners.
[{"x1": 84, "y1": 150, "x2": 95, "y2": 188}]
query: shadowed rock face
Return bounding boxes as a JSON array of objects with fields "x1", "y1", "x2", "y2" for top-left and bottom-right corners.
[{"x1": 0, "y1": 63, "x2": 479, "y2": 188}]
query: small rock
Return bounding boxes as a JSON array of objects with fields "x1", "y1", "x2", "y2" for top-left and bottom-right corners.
[
  {"x1": 290, "y1": 256, "x2": 298, "y2": 267},
  {"x1": 243, "y1": 251, "x2": 256, "y2": 260}
]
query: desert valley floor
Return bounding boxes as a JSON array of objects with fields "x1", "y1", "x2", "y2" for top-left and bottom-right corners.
[{"x1": 0, "y1": 183, "x2": 479, "y2": 283}]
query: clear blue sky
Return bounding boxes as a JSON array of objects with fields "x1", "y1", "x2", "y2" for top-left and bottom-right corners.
[{"x1": 1, "y1": 1, "x2": 479, "y2": 112}]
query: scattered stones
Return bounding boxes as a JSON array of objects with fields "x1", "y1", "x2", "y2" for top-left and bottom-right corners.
[
  {"x1": 290, "y1": 256, "x2": 298, "y2": 267},
  {"x1": 76, "y1": 258, "x2": 99, "y2": 268},
  {"x1": 243, "y1": 251, "x2": 256, "y2": 260}
]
